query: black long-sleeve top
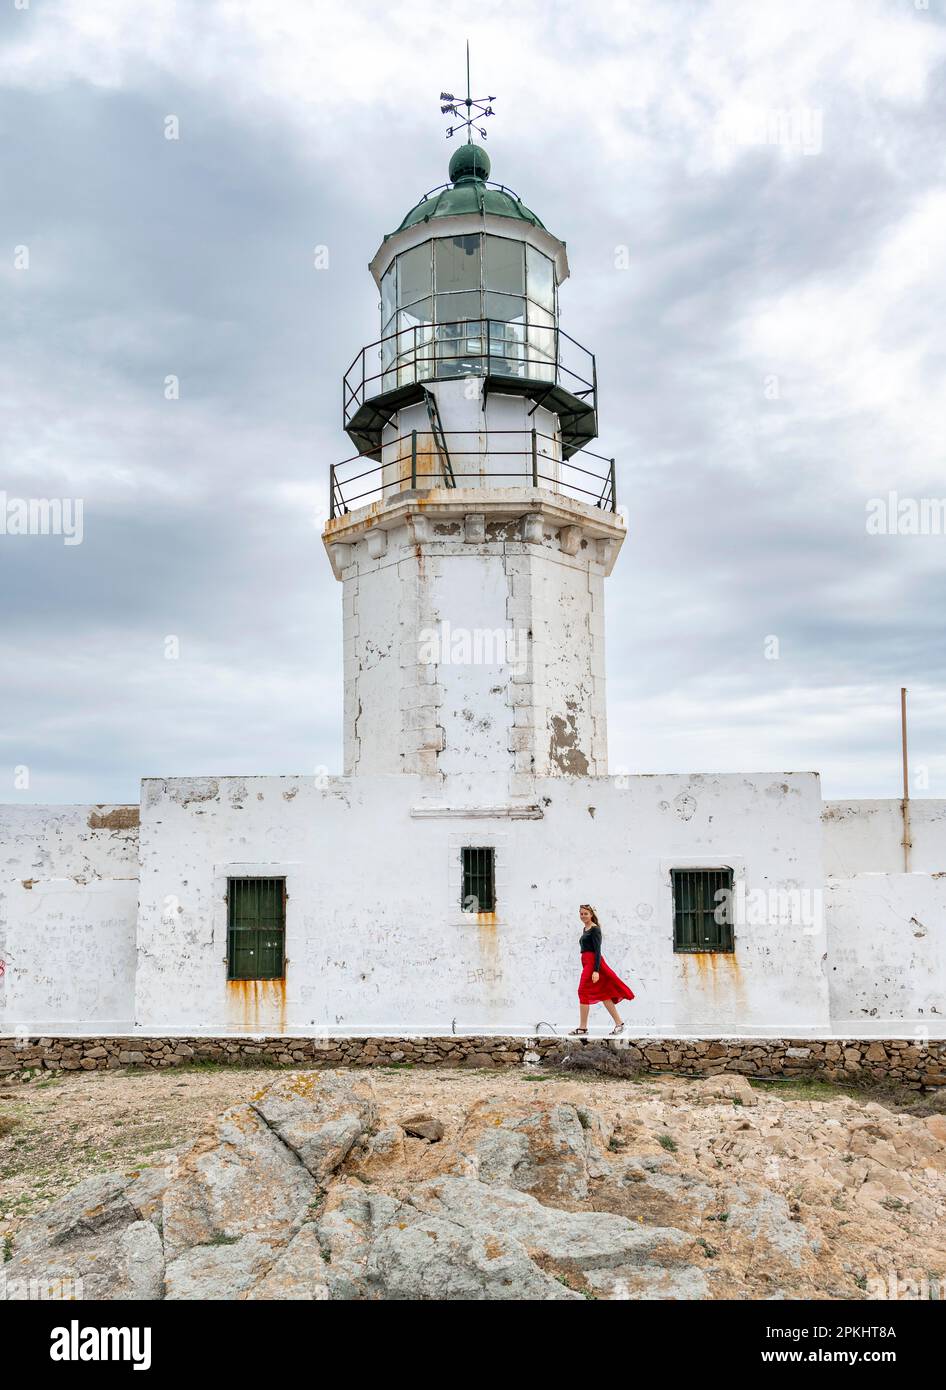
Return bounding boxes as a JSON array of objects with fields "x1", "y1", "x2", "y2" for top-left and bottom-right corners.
[{"x1": 579, "y1": 925, "x2": 602, "y2": 972}]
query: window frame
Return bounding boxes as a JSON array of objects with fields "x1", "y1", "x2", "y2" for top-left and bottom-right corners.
[
  {"x1": 226, "y1": 875, "x2": 287, "y2": 981},
  {"x1": 461, "y1": 846, "x2": 496, "y2": 914}
]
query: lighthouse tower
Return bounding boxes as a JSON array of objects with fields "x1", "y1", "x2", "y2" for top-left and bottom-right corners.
[{"x1": 323, "y1": 93, "x2": 625, "y2": 792}]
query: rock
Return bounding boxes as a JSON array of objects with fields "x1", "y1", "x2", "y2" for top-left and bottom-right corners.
[
  {"x1": 449, "y1": 1099, "x2": 593, "y2": 1203},
  {"x1": 315, "y1": 1184, "x2": 401, "y2": 1300},
  {"x1": 400, "y1": 1114, "x2": 445, "y2": 1142},
  {"x1": 408, "y1": 1175, "x2": 691, "y2": 1271},
  {"x1": 924, "y1": 1115, "x2": 946, "y2": 1143},
  {"x1": 693, "y1": 1075, "x2": 758, "y2": 1107},
  {"x1": 162, "y1": 1103, "x2": 317, "y2": 1260},
  {"x1": 366, "y1": 1216, "x2": 581, "y2": 1300},
  {"x1": 587, "y1": 1264, "x2": 711, "y2": 1300},
  {"x1": 9, "y1": 1173, "x2": 134, "y2": 1255},
  {"x1": 5, "y1": 1216, "x2": 164, "y2": 1301},
  {"x1": 725, "y1": 1187, "x2": 812, "y2": 1268},
  {"x1": 347, "y1": 1126, "x2": 407, "y2": 1178},
  {"x1": 243, "y1": 1226, "x2": 330, "y2": 1301},
  {"x1": 250, "y1": 1070, "x2": 378, "y2": 1181},
  {"x1": 165, "y1": 1233, "x2": 279, "y2": 1301}
]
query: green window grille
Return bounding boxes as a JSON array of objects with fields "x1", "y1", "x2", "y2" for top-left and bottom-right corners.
[
  {"x1": 672, "y1": 868, "x2": 734, "y2": 953},
  {"x1": 461, "y1": 847, "x2": 495, "y2": 913},
  {"x1": 227, "y1": 877, "x2": 286, "y2": 980}
]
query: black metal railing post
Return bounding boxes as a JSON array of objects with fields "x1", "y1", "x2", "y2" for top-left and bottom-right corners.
[
  {"x1": 411, "y1": 429, "x2": 417, "y2": 489},
  {"x1": 329, "y1": 465, "x2": 336, "y2": 520},
  {"x1": 610, "y1": 459, "x2": 616, "y2": 512},
  {"x1": 531, "y1": 427, "x2": 538, "y2": 489}
]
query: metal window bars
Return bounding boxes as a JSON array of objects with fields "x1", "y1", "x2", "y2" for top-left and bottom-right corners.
[
  {"x1": 461, "y1": 846, "x2": 495, "y2": 913},
  {"x1": 671, "y1": 868, "x2": 735, "y2": 953},
  {"x1": 226, "y1": 877, "x2": 287, "y2": 980}
]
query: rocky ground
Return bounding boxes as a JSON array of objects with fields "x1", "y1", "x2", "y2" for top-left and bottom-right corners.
[{"x1": 2, "y1": 1061, "x2": 945, "y2": 1299}]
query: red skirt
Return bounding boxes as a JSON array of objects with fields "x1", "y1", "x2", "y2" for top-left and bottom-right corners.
[{"x1": 578, "y1": 951, "x2": 635, "y2": 1005}]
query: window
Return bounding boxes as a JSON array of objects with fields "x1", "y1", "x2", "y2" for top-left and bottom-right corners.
[
  {"x1": 398, "y1": 243, "x2": 432, "y2": 307},
  {"x1": 435, "y1": 234, "x2": 481, "y2": 294},
  {"x1": 485, "y1": 235, "x2": 524, "y2": 295},
  {"x1": 227, "y1": 877, "x2": 286, "y2": 979},
  {"x1": 671, "y1": 868, "x2": 734, "y2": 953},
  {"x1": 461, "y1": 847, "x2": 495, "y2": 913}
]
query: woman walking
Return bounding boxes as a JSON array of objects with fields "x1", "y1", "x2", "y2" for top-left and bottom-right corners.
[{"x1": 571, "y1": 904, "x2": 634, "y2": 1035}]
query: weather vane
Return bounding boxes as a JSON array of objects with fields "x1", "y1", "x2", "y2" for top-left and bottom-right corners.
[{"x1": 440, "y1": 41, "x2": 495, "y2": 143}]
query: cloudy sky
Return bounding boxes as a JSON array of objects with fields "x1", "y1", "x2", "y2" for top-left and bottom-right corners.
[{"x1": 1, "y1": 0, "x2": 944, "y2": 804}]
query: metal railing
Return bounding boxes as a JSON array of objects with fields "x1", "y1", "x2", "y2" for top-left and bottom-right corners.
[
  {"x1": 342, "y1": 319, "x2": 597, "y2": 429},
  {"x1": 329, "y1": 428, "x2": 616, "y2": 518}
]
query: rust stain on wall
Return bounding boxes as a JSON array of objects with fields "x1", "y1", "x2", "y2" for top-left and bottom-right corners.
[
  {"x1": 226, "y1": 978, "x2": 287, "y2": 1033},
  {"x1": 679, "y1": 951, "x2": 746, "y2": 1007}
]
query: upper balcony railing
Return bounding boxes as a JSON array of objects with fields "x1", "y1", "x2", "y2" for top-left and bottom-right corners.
[{"x1": 342, "y1": 318, "x2": 598, "y2": 457}]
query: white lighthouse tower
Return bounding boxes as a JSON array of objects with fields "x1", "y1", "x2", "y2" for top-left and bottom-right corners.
[{"x1": 323, "y1": 88, "x2": 626, "y2": 794}]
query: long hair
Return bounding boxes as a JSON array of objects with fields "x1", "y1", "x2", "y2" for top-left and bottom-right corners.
[{"x1": 580, "y1": 903, "x2": 601, "y2": 928}]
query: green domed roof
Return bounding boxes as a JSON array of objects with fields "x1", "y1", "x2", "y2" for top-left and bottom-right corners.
[{"x1": 389, "y1": 144, "x2": 546, "y2": 238}]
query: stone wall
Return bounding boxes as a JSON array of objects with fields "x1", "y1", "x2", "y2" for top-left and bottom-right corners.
[{"x1": 2, "y1": 1035, "x2": 944, "y2": 1089}]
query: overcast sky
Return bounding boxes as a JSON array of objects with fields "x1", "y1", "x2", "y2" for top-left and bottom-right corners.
[{"x1": 1, "y1": 0, "x2": 944, "y2": 805}]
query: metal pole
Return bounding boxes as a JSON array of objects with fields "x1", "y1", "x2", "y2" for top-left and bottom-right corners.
[
  {"x1": 610, "y1": 459, "x2": 616, "y2": 513},
  {"x1": 411, "y1": 429, "x2": 417, "y2": 489},
  {"x1": 531, "y1": 427, "x2": 538, "y2": 489},
  {"x1": 329, "y1": 466, "x2": 335, "y2": 520},
  {"x1": 901, "y1": 687, "x2": 911, "y2": 872}
]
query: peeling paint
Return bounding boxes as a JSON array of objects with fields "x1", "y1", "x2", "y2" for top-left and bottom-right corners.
[
  {"x1": 549, "y1": 712, "x2": 590, "y2": 776},
  {"x1": 87, "y1": 807, "x2": 139, "y2": 831}
]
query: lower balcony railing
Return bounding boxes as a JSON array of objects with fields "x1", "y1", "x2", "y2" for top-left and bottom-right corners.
[{"x1": 329, "y1": 428, "x2": 616, "y2": 519}]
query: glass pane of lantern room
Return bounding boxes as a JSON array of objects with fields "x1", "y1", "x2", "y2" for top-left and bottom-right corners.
[
  {"x1": 435, "y1": 292, "x2": 483, "y2": 377},
  {"x1": 527, "y1": 303, "x2": 555, "y2": 381},
  {"x1": 398, "y1": 243, "x2": 431, "y2": 307},
  {"x1": 485, "y1": 236, "x2": 525, "y2": 295},
  {"x1": 434, "y1": 235, "x2": 481, "y2": 295},
  {"x1": 486, "y1": 294, "x2": 526, "y2": 375},
  {"x1": 526, "y1": 244, "x2": 555, "y2": 313},
  {"x1": 398, "y1": 300, "x2": 433, "y2": 385}
]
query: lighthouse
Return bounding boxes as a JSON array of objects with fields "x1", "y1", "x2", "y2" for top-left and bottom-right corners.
[{"x1": 323, "y1": 86, "x2": 626, "y2": 791}]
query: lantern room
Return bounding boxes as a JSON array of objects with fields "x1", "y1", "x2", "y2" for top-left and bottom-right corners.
[{"x1": 334, "y1": 142, "x2": 611, "y2": 515}]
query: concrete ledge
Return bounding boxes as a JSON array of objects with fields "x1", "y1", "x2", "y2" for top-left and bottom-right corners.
[{"x1": 1, "y1": 1036, "x2": 944, "y2": 1088}]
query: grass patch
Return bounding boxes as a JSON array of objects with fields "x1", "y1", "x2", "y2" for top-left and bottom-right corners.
[
  {"x1": 169, "y1": 1057, "x2": 288, "y2": 1075},
  {"x1": 747, "y1": 1073, "x2": 937, "y2": 1111},
  {"x1": 658, "y1": 1134, "x2": 678, "y2": 1153}
]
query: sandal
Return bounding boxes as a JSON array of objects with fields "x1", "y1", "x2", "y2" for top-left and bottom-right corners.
[
  {"x1": 568, "y1": 1027, "x2": 588, "y2": 1036},
  {"x1": 610, "y1": 1024, "x2": 625, "y2": 1036}
]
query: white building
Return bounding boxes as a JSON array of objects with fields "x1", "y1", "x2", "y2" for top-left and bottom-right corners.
[{"x1": 1, "y1": 139, "x2": 944, "y2": 1041}]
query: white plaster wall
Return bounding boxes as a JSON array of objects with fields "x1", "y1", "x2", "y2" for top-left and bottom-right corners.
[
  {"x1": 381, "y1": 385, "x2": 560, "y2": 495},
  {"x1": 1, "y1": 878, "x2": 138, "y2": 1032},
  {"x1": 823, "y1": 800, "x2": 946, "y2": 876},
  {"x1": 0, "y1": 805, "x2": 139, "y2": 1032},
  {"x1": 338, "y1": 507, "x2": 611, "y2": 780},
  {"x1": 0, "y1": 804, "x2": 139, "y2": 881},
  {"x1": 134, "y1": 770, "x2": 831, "y2": 1038},
  {"x1": 825, "y1": 874, "x2": 946, "y2": 1034}
]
